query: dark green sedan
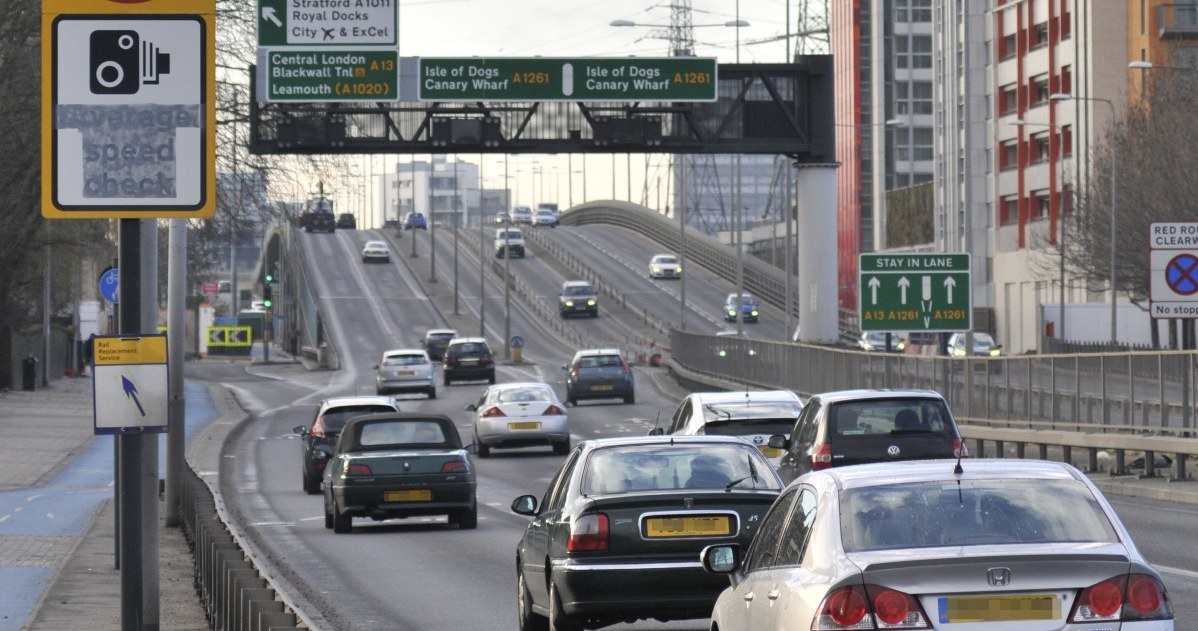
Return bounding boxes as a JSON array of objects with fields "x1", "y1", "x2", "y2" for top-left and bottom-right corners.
[
  {"x1": 322, "y1": 413, "x2": 477, "y2": 534},
  {"x1": 510, "y1": 435, "x2": 783, "y2": 631}
]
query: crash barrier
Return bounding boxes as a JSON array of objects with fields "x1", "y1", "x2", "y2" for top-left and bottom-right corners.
[{"x1": 178, "y1": 464, "x2": 303, "y2": 631}]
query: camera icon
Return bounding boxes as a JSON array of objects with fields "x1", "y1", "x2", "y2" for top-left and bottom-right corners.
[{"x1": 89, "y1": 30, "x2": 171, "y2": 95}]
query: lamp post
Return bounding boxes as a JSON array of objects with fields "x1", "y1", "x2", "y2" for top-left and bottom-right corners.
[
  {"x1": 1011, "y1": 117, "x2": 1067, "y2": 342},
  {"x1": 1050, "y1": 92, "x2": 1117, "y2": 345}
]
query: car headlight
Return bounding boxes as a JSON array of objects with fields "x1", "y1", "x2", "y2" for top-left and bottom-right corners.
[
  {"x1": 564, "y1": 300, "x2": 575, "y2": 307},
  {"x1": 896, "y1": 341, "x2": 906, "y2": 351},
  {"x1": 952, "y1": 348, "x2": 966, "y2": 357},
  {"x1": 676, "y1": 266, "x2": 682, "y2": 273},
  {"x1": 651, "y1": 266, "x2": 661, "y2": 273},
  {"x1": 587, "y1": 299, "x2": 597, "y2": 307},
  {"x1": 727, "y1": 309, "x2": 736, "y2": 317},
  {"x1": 750, "y1": 309, "x2": 759, "y2": 317},
  {"x1": 717, "y1": 349, "x2": 727, "y2": 357},
  {"x1": 989, "y1": 348, "x2": 1002, "y2": 356}
]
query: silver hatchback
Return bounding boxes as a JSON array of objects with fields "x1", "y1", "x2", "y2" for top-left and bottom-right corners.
[{"x1": 373, "y1": 349, "x2": 436, "y2": 398}]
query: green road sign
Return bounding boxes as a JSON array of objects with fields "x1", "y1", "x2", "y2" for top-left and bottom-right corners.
[
  {"x1": 262, "y1": 49, "x2": 397, "y2": 102},
  {"x1": 417, "y1": 57, "x2": 718, "y2": 102},
  {"x1": 858, "y1": 253, "x2": 972, "y2": 332},
  {"x1": 258, "y1": 0, "x2": 396, "y2": 46}
]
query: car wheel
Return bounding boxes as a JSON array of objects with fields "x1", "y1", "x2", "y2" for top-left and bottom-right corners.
[
  {"x1": 428, "y1": 387, "x2": 437, "y2": 399},
  {"x1": 553, "y1": 439, "x2": 569, "y2": 455},
  {"x1": 623, "y1": 393, "x2": 635, "y2": 405},
  {"x1": 548, "y1": 581, "x2": 581, "y2": 631},
  {"x1": 323, "y1": 500, "x2": 333, "y2": 529},
  {"x1": 444, "y1": 375, "x2": 452, "y2": 386},
  {"x1": 477, "y1": 442, "x2": 491, "y2": 458},
  {"x1": 518, "y1": 570, "x2": 548, "y2": 631},
  {"x1": 567, "y1": 395, "x2": 577, "y2": 407},
  {"x1": 303, "y1": 470, "x2": 321, "y2": 495},
  {"x1": 332, "y1": 500, "x2": 352, "y2": 534},
  {"x1": 488, "y1": 372, "x2": 496, "y2": 385},
  {"x1": 452, "y1": 503, "x2": 478, "y2": 530}
]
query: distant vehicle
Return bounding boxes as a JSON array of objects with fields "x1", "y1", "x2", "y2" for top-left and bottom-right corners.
[
  {"x1": 322, "y1": 413, "x2": 477, "y2": 533},
  {"x1": 769, "y1": 388, "x2": 968, "y2": 485},
  {"x1": 442, "y1": 337, "x2": 496, "y2": 385},
  {"x1": 403, "y1": 212, "x2": 427, "y2": 230},
  {"x1": 535, "y1": 202, "x2": 558, "y2": 214},
  {"x1": 292, "y1": 395, "x2": 401, "y2": 494},
  {"x1": 723, "y1": 292, "x2": 759, "y2": 323},
  {"x1": 382, "y1": 218, "x2": 398, "y2": 229},
  {"x1": 648, "y1": 253, "x2": 682, "y2": 279},
  {"x1": 298, "y1": 196, "x2": 336, "y2": 233},
  {"x1": 466, "y1": 382, "x2": 570, "y2": 457},
  {"x1": 360, "y1": 240, "x2": 390, "y2": 263},
  {"x1": 494, "y1": 227, "x2": 525, "y2": 258},
  {"x1": 947, "y1": 331, "x2": 1004, "y2": 373},
  {"x1": 373, "y1": 348, "x2": 436, "y2": 398},
  {"x1": 422, "y1": 328, "x2": 457, "y2": 361},
  {"x1": 563, "y1": 348, "x2": 634, "y2": 405},
  {"x1": 336, "y1": 213, "x2": 356, "y2": 229},
  {"x1": 218, "y1": 280, "x2": 232, "y2": 294},
  {"x1": 703, "y1": 459, "x2": 1175, "y2": 631},
  {"x1": 558, "y1": 280, "x2": 598, "y2": 318},
  {"x1": 532, "y1": 208, "x2": 558, "y2": 227},
  {"x1": 858, "y1": 330, "x2": 903, "y2": 352},
  {"x1": 653, "y1": 389, "x2": 803, "y2": 466},
  {"x1": 509, "y1": 206, "x2": 533, "y2": 224}
]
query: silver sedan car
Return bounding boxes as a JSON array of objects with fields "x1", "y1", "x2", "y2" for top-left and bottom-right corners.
[
  {"x1": 373, "y1": 349, "x2": 436, "y2": 398},
  {"x1": 465, "y1": 382, "x2": 569, "y2": 457},
  {"x1": 702, "y1": 459, "x2": 1174, "y2": 630}
]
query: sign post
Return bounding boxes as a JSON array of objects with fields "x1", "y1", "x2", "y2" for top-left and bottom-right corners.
[
  {"x1": 1149, "y1": 222, "x2": 1198, "y2": 318},
  {"x1": 858, "y1": 253, "x2": 972, "y2": 333}
]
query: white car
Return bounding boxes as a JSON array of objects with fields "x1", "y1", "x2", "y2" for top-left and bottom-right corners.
[
  {"x1": 532, "y1": 209, "x2": 558, "y2": 227},
  {"x1": 653, "y1": 389, "x2": 802, "y2": 465},
  {"x1": 703, "y1": 459, "x2": 1175, "y2": 631},
  {"x1": 465, "y1": 382, "x2": 569, "y2": 457},
  {"x1": 648, "y1": 253, "x2": 682, "y2": 279},
  {"x1": 373, "y1": 349, "x2": 436, "y2": 398},
  {"x1": 361, "y1": 240, "x2": 390, "y2": 263},
  {"x1": 508, "y1": 206, "x2": 533, "y2": 224}
]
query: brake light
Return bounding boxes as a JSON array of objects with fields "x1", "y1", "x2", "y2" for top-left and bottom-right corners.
[
  {"x1": 815, "y1": 585, "x2": 868, "y2": 627},
  {"x1": 441, "y1": 460, "x2": 468, "y2": 473},
  {"x1": 445, "y1": 355, "x2": 458, "y2": 366},
  {"x1": 482, "y1": 407, "x2": 507, "y2": 418},
  {"x1": 311, "y1": 418, "x2": 327, "y2": 439},
  {"x1": 567, "y1": 513, "x2": 609, "y2": 552},
  {"x1": 864, "y1": 585, "x2": 929, "y2": 628},
  {"x1": 344, "y1": 463, "x2": 372, "y2": 476},
  {"x1": 545, "y1": 405, "x2": 566, "y2": 416},
  {"x1": 953, "y1": 438, "x2": 970, "y2": 458},
  {"x1": 811, "y1": 443, "x2": 833, "y2": 470},
  {"x1": 1070, "y1": 574, "x2": 1173, "y2": 623},
  {"x1": 481, "y1": 352, "x2": 493, "y2": 364}
]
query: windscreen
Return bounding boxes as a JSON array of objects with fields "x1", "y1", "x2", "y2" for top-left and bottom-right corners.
[
  {"x1": 320, "y1": 405, "x2": 396, "y2": 432},
  {"x1": 581, "y1": 443, "x2": 781, "y2": 494}
]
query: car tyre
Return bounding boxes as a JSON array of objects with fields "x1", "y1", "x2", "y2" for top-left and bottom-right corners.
[
  {"x1": 623, "y1": 393, "x2": 635, "y2": 405},
  {"x1": 488, "y1": 372, "x2": 496, "y2": 385},
  {"x1": 444, "y1": 375, "x2": 452, "y2": 386},
  {"x1": 303, "y1": 470, "x2": 320, "y2": 495},
  {"x1": 323, "y1": 501, "x2": 333, "y2": 529},
  {"x1": 451, "y1": 503, "x2": 478, "y2": 530},
  {"x1": 553, "y1": 439, "x2": 569, "y2": 455},
  {"x1": 428, "y1": 387, "x2": 437, "y2": 399},
  {"x1": 567, "y1": 394, "x2": 577, "y2": 407},
  {"x1": 518, "y1": 571, "x2": 548, "y2": 631},
  {"x1": 332, "y1": 500, "x2": 352, "y2": 534},
  {"x1": 548, "y1": 581, "x2": 580, "y2": 631},
  {"x1": 477, "y1": 442, "x2": 491, "y2": 458}
]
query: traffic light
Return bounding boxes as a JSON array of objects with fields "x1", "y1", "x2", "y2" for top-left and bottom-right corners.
[{"x1": 262, "y1": 281, "x2": 273, "y2": 309}]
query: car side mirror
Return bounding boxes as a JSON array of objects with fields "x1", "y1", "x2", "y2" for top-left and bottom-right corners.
[
  {"x1": 647, "y1": 427, "x2": 665, "y2": 436},
  {"x1": 767, "y1": 435, "x2": 788, "y2": 450},
  {"x1": 465, "y1": 403, "x2": 477, "y2": 411},
  {"x1": 372, "y1": 364, "x2": 379, "y2": 370},
  {"x1": 510, "y1": 494, "x2": 538, "y2": 516},
  {"x1": 465, "y1": 444, "x2": 479, "y2": 455},
  {"x1": 313, "y1": 449, "x2": 331, "y2": 460},
  {"x1": 561, "y1": 364, "x2": 568, "y2": 371},
  {"x1": 700, "y1": 544, "x2": 742, "y2": 574},
  {"x1": 292, "y1": 425, "x2": 308, "y2": 436}
]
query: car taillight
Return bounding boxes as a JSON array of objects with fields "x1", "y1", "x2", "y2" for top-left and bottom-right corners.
[
  {"x1": 1070, "y1": 574, "x2": 1173, "y2": 623},
  {"x1": 544, "y1": 405, "x2": 566, "y2": 415},
  {"x1": 864, "y1": 584, "x2": 930, "y2": 628},
  {"x1": 815, "y1": 585, "x2": 868, "y2": 628},
  {"x1": 953, "y1": 438, "x2": 970, "y2": 458},
  {"x1": 445, "y1": 356, "x2": 457, "y2": 366},
  {"x1": 441, "y1": 460, "x2": 468, "y2": 473},
  {"x1": 482, "y1": 407, "x2": 507, "y2": 418},
  {"x1": 566, "y1": 513, "x2": 609, "y2": 552},
  {"x1": 481, "y1": 352, "x2": 493, "y2": 363},
  {"x1": 811, "y1": 443, "x2": 833, "y2": 470},
  {"x1": 344, "y1": 463, "x2": 372, "y2": 476},
  {"x1": 311, "y1": 418, "x2": 327, "y2": 439}
]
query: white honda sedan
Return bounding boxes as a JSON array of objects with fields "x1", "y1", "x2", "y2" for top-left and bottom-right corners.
[{"x1": 465, "y1": 382, "x2": 569, "y2": 457}]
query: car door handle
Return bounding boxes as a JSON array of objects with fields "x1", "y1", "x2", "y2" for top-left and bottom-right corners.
[
  {"x1": 767, "y1": 588, "x2": 781, "y2": 601},
  {"x1": 742, "y1": 592, "x2": 755, "y2": 603}
]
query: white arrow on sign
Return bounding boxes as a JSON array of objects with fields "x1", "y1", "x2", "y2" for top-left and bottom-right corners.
[
  {"x1": 262, "y1": 6, "x2": 282, "y2": 27},
  {"x1": 868, "y1": 277, "x2": 881, "y2": 304},
  {"x1": 897, "y1": 276, "x2": 910, "y2": 304},
  {"x1": 943, "y1": 276, "x2": 957, "y2": 303}
]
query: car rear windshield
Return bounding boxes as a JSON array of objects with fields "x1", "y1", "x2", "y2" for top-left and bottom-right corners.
[
  {"x1": 702, "y1": 401, "x2": 801, "y2": 422},
  {"x1": 497, "y1": 387, "x2": 553, "y2": 403},
  {"x1": 357, "y1": 420, "x2": 448, "y2": 447},
  {"x1": 841, "y1": 479, "x2": 1119, "y2": 552},
  {"x1": 382, "y1": 355, "x2": 427, "y2": 366},
  {"x1": 320, "y1": 405, "x2": 396, "y2": 432},
  {"x1": 581, "y1": 444, "x2": 781, "y2": 494},
  {"x1": 701, "y1": 419, "x2": 795, "y2": 437},
  {"x1": 427, "y1": 333, "x2": 455, "y2": 342},
  {"x1": 831, "y1": 399, "x2": 956, "y2": 437},
  {"x1": 450, "y1": 343, "x2": 488, "y2": 355},
  {"x1": 578, "y1": 355, "x2": 623, "y2": 369}
]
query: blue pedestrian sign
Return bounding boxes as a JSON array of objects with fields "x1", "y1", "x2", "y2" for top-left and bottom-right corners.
[
  {"x1": 98, "y1": 267, "x2": 119, "y2": 304},
  {"x1": 510, "y1": 335, "x2": 524, "y2": 349}
]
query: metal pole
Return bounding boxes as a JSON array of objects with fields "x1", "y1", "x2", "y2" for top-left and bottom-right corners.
[
  {"x1": 679, "y1": 156, "x2": 688, "y2": 331},
  {"x1": 504, "y1": 156, "x2": 512, "y2": 359},
  {"x1": 479, "y1": 156, "x2": 486, "y2": 337},
  {"x1": 165, "y1": 220, "x2": 186, "y2": 528},
  {"x1": 43, "y1": 225, "x2": 51, "y2": 386},
  {"x1": 1107, "y1": 100, "x2": 1117, "y2": 346},
  {"x1": 117, "y1": 219, "x2": 144, "y2": 631},
  {"x1": 138, "y1": 220, "x2": 159, "y2": 630},
  {"x1": 453, "y1": 160, "x2": 460, "y2": 314},
  {"x1": 410, "y1": 160, "x2": 418, "y2": 258},
  {"x1": 429, "y1": 158, "x2": 438, "y2": 283}
]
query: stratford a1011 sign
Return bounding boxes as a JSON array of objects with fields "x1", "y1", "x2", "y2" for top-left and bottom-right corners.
[{"x1": 858, "y1": 253, "x2": 971, "y2": 332}]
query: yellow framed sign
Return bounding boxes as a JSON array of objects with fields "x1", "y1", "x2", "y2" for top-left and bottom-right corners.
[
  {"x1": 41, "y1": 0, "x2": 216, "y2": 218},
  {"x1": 91, "y1": 334, "x2": 169, "y2": 434}
]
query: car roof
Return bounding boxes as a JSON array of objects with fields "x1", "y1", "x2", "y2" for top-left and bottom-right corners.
[
  {"x1": 686, "y1": 389, "x2": 801, "y2": 406},
  {"x1": 563, "y1": 280, "x2": 592, "y2": 286},
  {"x1": 578, "y1": 435, "x2": 769, "y2": 450},
  {"x1": 485, "y1": 382, "x2": 555, "y2": 392},
  {"x1": 425, "y1": 328, "x2": 457, "y2": 336},
  {"x1": 808, "y1": 388, "x2": 946, "y2": 404},
  {"x1": 809, "y1": 458, "x2": 1085, "y2": 492},
  {"x1": 318, "y1": 395, "x2": 399, "y2": 410},
  {"x1": 572, "y1": 348, "x2": 622, "y2": 358},
  {"x1": 381, "y1": 348, "x2": 427, "y2": 358},
  {"x1": 363, "y1": 240, "x2": 387, "y2": 247},
  {"x1": 448, "y1": 336, "x2": 487, "y2": 344}
]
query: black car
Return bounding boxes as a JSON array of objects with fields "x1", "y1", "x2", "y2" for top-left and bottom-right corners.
[
  {"x1": 336, "y1": 213, "x2": 356, "y2": 229},
  {"x1": 423, "y1": 328, "x2": 458, "y2": 361},
  {"x1": 511, "y1": 436, "x2": 783, "y2": 631},
  {"x1": 300, "y1": 209, "x2": 336, "y2": 233},
  {"x1": 769, "y1": 389, "x2": 968, "y2": 485},
  {"x1": 563, "y1": 348, "x2": 634, "y2": 405},
  {"x1": 442, "y1": 337, "x2": 496, "y2": 385},
  {"x1": 292, "y1": 396, "x2": 400, "y2": 494},
  {"x1": 558, "y1": 280, "x2": 598, "y2": 318},
  {"x1": 322, "y1": 413, "x2": 477, "y2": 533}
]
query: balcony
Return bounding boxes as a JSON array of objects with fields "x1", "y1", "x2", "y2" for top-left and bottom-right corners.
[{"x1": 1158, "y1": 4, "x2": 1198, "y2": 40}]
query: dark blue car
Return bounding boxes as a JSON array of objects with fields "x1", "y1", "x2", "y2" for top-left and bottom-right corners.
[
  {"x1": 403, "y1": 212, "x2": 428, "y2": 230},
  {"x1": 723, "y1": 293, "x2": 759, "y2": 323}
]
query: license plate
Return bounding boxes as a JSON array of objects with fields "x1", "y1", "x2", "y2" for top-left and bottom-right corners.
[
  {"x1": 757, "y1": 446, "x2": 783, "y2": 458},
  {"x1": 939, "y1": 594, "x2": 1059, "y2": 623},
  {"x1": 398, "y1": 370, "x2": 416, "y2": 376},
  {"x1": 592, "y1": 384, "x2": 613, "y2": 391},
  {"x1": 384, "y1": 489, "x2": 432, "y2": 502},
  {"x1": 461, "y1": 359, "x2": 478, "y2": 366},
  {"x1": 508, "y1": 421, "x2": 541, "y2": 430},
  {"x1": 645, "y1": 515, "x2": 730, "y2": 538}
]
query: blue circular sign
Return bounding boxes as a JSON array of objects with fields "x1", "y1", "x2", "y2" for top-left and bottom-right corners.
[
  {"x1": 510, "y1": 335, "x2": 524, "y2": 348},
  {"x1": 1166, "y1": 254, "x2": 1198, "y2": 296},
  {"x1": 99, "y1": 268, "x2": 119, "y2": 304}
]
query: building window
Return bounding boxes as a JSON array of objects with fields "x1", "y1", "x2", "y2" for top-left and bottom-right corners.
[
  {"x1": 999, "y1": 140, "x2": 1018, "y2": 171},
  {"x1": 1029, "y1": 74, "x2": 1049, "y2": 107},
  {"x1": 999, "y1": 83, "x2": 1018, "y2": 115},
  {"x1": 913, "y1": 128, "x2": 933, "y2": 161},
  {"x1": 895, "y1": 81, "x2": 933, "y2": 115},
  {"x1": 1000, "y1": 195, "x2": 1019, "y2": 225},
  {"x1": 1031, "y1": 22, "x2": 1049, "y2": 49},
  {"x1": 895, "y1": 35, "x2": 933, "y2": 69},
  {"x1": 1000, "y1": 33, "x2": 1017, "y2": 60},
  {"x1": 1031, "y1": 132, "x2": 1050, "y2": 163},
  {"x1": 1031, "y1": 190, "x2": 1050, "y2": 219},
  {"x1": 1058, "y1": 65, "x2": 1072, "y2": 96},
  {"x1": 1061, "y1": 125, "x2": 1073, "y2": 157}
]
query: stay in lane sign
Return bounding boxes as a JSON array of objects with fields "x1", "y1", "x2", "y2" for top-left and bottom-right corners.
[{"x1": 858, "y1": 253, "x2": 971, "y2": 332}]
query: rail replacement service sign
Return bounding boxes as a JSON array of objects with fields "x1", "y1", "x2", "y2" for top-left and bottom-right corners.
[
  {"x1": 91, "y1": 335, "x2": 168, "y2": 434},
  {"x1": 42, "y1": 0, "x2": 216, "y2": 218}
]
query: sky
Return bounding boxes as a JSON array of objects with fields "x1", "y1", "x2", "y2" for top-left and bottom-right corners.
[{"x1": 303, "y1": 0, "x2": 809, "y2": 227}]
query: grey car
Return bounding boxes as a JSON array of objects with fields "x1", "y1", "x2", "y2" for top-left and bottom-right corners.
[
  {"x1": 558, "y1": 280, "x2": 598, "y2": 318},
  {"x1": 703, "y1": 459, "x2": 1175, "y2": 630},
  {"x1": 563, "y1": 349, "x2": 634, "y2": 405}
]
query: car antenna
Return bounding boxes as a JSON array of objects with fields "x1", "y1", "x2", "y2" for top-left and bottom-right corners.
[
  {"x1": 652, "y1": 411, "x2": 662, "y2": 434},
  {"x1": 953, "y1": 456, "x2": 964, "y2": 504}
]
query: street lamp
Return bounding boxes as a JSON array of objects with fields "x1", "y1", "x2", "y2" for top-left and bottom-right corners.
[
  {"x1": 1011, "y1": 117, "x2": 1068, "y2": 342},
  {"x1": 1050, "y1": 92, "x2": 1117, "y2": 345}
]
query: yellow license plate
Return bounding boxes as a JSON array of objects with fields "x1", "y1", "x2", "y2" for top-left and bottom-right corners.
[
  {"x1": 461, "y1": 360, "x2": 478, "y2": 366},
  {"x1": 384, "y1": 489, "x2": 432, "y2": 502},
  {"x1": 757, "y1": 446, "x2": 783, "y2": 458},
  {"x1": 592, "y1": 385, "x2": 613, "y2": 391},
  {"x1": 941, "y1": 594, "x2": 1059, "y2": 623},
  {"x1": 508, "y1": 421, "x2": 541, "y2": 430},
  {"x1": 398, "y1": 370, "x2": 416, "y2": 376},
  {"x1": 645, "y1": 515, "x2": 730, "y2": 538}
]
